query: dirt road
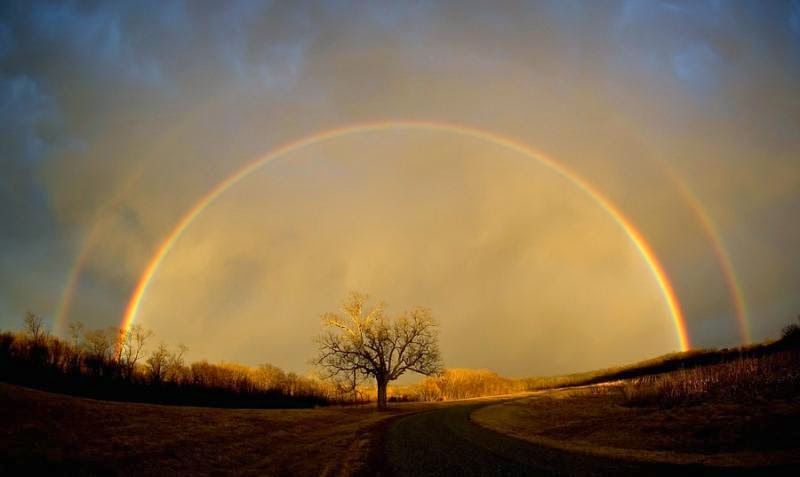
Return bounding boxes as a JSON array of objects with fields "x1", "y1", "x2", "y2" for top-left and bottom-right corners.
[{"x1": 376, "y1": 401, "x2": 789, "y2": 476}]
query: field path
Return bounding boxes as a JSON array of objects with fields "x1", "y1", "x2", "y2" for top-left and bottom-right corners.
[{"x1": 374, "y1": 401, "x2": 768, "y2": 476}]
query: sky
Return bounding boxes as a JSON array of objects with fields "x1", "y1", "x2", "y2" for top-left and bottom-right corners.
[{"x1": 1, "y1": 0, "x2": 798, "y2": 377}]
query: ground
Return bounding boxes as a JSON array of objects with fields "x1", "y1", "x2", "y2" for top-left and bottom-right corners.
[
  {"x1": 472, "y1": 385, "x2": 800, "y2": 468},
  {"x1": 0, "y1": 382, "x2": 420, "y2": 475},
  {"x1": 3, "y1": 382, "x2": 799, "y2": 475}
]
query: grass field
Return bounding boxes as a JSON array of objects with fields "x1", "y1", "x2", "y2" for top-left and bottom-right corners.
[
  {"x1": 474, "y1": 350, "x2": 800, "y2": 468},
  {"x1": 0, "y1": 382, "x2": 426, "y2": 475},
  {"x1": 473, "y1": 386, "x2": 800, "y2": 467}
]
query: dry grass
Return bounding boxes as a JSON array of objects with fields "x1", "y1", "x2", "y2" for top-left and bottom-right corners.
[
  {"x1": 473, "y1": 350, "x2": 800, "y2": 468},
  {"x1": 523, "y1": 342, "x2": 793, "y2": 392},
  {"x1": 473, "y1": 347, "x2": 800, "y2": 468},
  {"x1": 621, "y1": 350, "x2": 800, "y2": 407},
  {"x1": 0, "y1": 382, "x2": 430, "y2": 476},
  {"x1": 473, "y1": 386, "x2": 800, "y2": 467}
]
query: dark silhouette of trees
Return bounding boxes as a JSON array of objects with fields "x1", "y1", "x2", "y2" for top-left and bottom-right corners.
[
  {"x1": 146, "y1": 342, "x2": 170, "y2": 385},
  {"x1": 83, "y1": 327, "x2": 116, "y2": 377},
  {"x1": 314, "y1": 292, "x2": 443, "y2": 409},
  {"x1": 0, "y1": 313, "x2": 334, "y2": 408},
  {"x1": 779, "y1": 315, "x2": 800, "y2": 348},
  {"x1": 23, "y1": 311, "x2": 45, "y2": 344},
  {"x1": 23, "y1": 311, "x2": 48, "y2": 367},
  {"x1": 68, "y1": 321, "x2": 84, "y2": 348}
]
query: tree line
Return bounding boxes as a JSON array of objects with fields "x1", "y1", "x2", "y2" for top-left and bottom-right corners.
[
  {"x1": 0, "y1": 312, "x2": 338, "y2": 408},
  {"x1": 0, "y1": 301, "x2": 530, "y2": 409},
  {"x1": 386, "y1": 368, "x2": 528, "y2": 402},
  {"x1": 8, "y1": 304, "x2": 797, "y2": 410}
]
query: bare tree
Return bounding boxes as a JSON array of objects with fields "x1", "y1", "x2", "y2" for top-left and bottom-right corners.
[
  {"x1": 115, "y1": 324, "x2": 154, "y2": 380},
  {"x1": 66, "y1": 321, "x2": 85, "y2": 373},
  {"x1": 254, "y1": 363, "x2": 289, "y2": 393},
  {"x1": 23, "y1": 311, "x2": 48, "y2": 366},
  {"x1": 82, "y1": 327, "x2": 116, "y2": 376},
  {"x1": 146, "y1": 342, "x2": 170, "y2": 385},
  {"x1": 83, "y1": 327, "x2": 116, "y2": 359},
  {"x1": 23, "y1": 311, "x2": 46, "y2": 344},
  {"x1": 67, "y1": 321, "x2": 85, "y2": 348},
  {"x1": 314, "y1": 292, "x2": 443, "y2": 409},
  {"x1": 165, "y1": 343, "x2": 188, "y2": 383}
]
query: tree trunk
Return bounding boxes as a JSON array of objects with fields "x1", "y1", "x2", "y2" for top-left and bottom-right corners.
[{"x1": 377, "y1": 377, "x2": 388, "y2": 410}]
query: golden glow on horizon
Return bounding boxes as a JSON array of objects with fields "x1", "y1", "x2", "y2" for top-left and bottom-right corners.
[{"x1": 118, "y1": 120, "x2": 691, "y2": 351}]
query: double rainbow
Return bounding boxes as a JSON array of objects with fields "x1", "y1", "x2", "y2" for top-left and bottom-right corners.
[{"x1": 116, "y1": 120, "x2": 691, "y2": 350}]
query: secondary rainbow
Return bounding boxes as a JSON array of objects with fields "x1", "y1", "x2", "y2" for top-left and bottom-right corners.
[
  {"x1": 52, "y1": 163, "x2": 146, "y2": 337},
  {"x1": 119, "y1": 120, "x2": 691, "y2": 351},
  {"x1": 664, "y1": 170, "x2": 750, "y2": 343},
  {"x1": 52, "y1": 228, "x2": 97, "y2": 337}
]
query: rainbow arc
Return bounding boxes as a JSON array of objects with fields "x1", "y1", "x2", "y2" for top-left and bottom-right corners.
[{"x1": 117, "y1": 120, "x2": 692, "y2": 351}]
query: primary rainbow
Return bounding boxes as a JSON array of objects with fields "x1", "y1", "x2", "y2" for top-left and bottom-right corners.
[{"x1": 119, "y1": 120, "x2": 691, "y2": 351}]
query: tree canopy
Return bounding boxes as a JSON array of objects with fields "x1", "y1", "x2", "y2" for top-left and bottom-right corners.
[{"x1": 315, "y1": 292, "x2": 443, "y2": 409}]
